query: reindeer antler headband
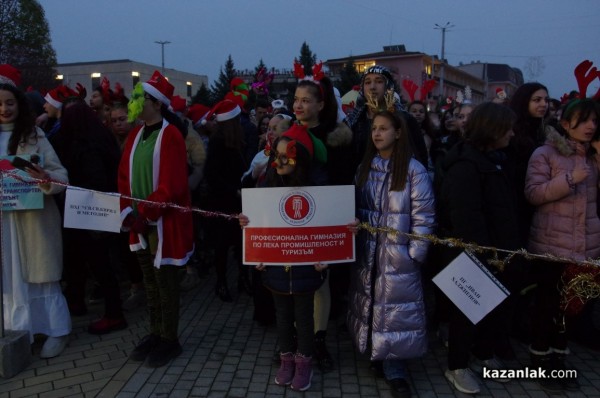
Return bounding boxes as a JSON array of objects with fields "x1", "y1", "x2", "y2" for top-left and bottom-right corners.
[
  {"x1": 365, "y1": 89, "x2": 396, "y2": 113},
  {"x1": 293, "y1": 59, "x2": 325, "y2": 84}
]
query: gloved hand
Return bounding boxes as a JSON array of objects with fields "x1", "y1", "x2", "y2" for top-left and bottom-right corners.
[
  {"x1": 122, "y1": 213, "x2": 135, "y2": 230},
  {"x1": 131, "y1": 217, "x2": 149, "y2": 234}
]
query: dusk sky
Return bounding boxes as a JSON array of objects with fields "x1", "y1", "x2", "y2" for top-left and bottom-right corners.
[{"x1": 37, "y1": 0, "x2": 600, "y2": 99}]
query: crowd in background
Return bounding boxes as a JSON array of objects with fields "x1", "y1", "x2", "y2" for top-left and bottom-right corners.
[{"x1": 0, "y1": 61, "x2": 599, "y2": 397}]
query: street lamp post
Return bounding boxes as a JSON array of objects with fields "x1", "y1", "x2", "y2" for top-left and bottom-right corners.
[
  {"x1": 434, "y1": 22, "x2": 454, "y2": 99},
  {"x1": 154, "y1": 40, "x2": 171, "y2": 75}
]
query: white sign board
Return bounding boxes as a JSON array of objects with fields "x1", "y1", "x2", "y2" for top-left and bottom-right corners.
[
  {"x1": 64, "y1": 187, "x2": 121, "y2": 233},
  {"x1": 242, "y1": 185, "x2": 355, "y2": 265},
  {"x1": 432, "y1": 251, "x2": 510, "y2": 324}
]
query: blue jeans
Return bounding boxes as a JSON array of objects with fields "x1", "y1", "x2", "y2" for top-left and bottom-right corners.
[{"x1": 383, "y1": 359, "x2": 407, "y2": 381}]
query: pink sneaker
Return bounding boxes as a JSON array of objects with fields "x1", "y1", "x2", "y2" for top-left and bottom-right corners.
[
  {"x1": 291, "y1": 353, "x2": 313, "y2": 391},
  {"x1": 275, "y1": 352, "x2": 295, "y2": 386}
]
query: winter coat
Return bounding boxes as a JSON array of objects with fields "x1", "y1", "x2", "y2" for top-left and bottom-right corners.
[
  {"x1": 347, "y1": 155, "x2": 435, "y2": 360},
  {"x1": 185, "y1": 125, "x2": 206, "y2": 192},
  {"x1": 525, "y1": 127, "x2": 600, "y2": 261},
  {"x1": 262, "y1": 265, "x2": 326, "y2": 295},
  {"x1": 310, "y1": 122, "x2": 353, "y2": 185},
  {"x1": 118, "y1": 120, "x2": 194, "y2": 268},
  {"x1": 440, "y1": 141, "x2": 521, "y2": 256},
  {"x1": 12, "y1": 127, "x2": 68, "y2": 282}
]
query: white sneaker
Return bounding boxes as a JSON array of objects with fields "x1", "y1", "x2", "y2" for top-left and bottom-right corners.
[
  {"x1": 475, "y1": 356, "x2": 510, "y2": 383},
  {"x1": 445, "y1": 368, "x2": 480, "y2": 394},
  {"x1": 40, "y1": 335, "x2": 69, "y2": 358},
  {"x1": 122, "y1": 288, "x2": 146, "y2": 311}
]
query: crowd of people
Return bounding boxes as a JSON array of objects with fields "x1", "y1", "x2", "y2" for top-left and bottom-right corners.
[{"x1": 0, "y1": 60, "x2": 599, "y2": 397}]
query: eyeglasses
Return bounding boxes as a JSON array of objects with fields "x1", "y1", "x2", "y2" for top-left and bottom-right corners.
[
  {"x1": 273, "y1": 153, "x2": 290, "y2": 166},
  {"x1": 144, "y1": 94, "x2": 154, "y2": 101}
]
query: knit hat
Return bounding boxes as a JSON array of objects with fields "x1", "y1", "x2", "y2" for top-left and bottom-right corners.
[
  {"x1": 187, "y1": 104, "x2": 211, "y2": 127},
  {"x1": 44, "y1": 85, "x2": 80, "y2": 109},
  {"x1": 142, "y1": 70, "x2": 174, "y2": 106},
  {"x1": 361, "y1": 65, "x2": 396, "y2": 92},
  {"x1": 170, "y1": 95, "x2": 187, "y2": 114},
  {"x1": 0, "y1": 64, "x2": 21, "y2": 87},
  {"x1": 203, "y1": 99, "x2": 241, "y2": 124}
]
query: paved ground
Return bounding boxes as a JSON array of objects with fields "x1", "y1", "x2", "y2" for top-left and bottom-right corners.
[{"x1": 0, "y1": 267, "x2": 599, "y2": 398}]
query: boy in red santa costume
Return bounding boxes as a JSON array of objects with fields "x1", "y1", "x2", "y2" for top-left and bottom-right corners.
[{"x1": 118, "y1": 70, "x2": 193, "y2": 368}]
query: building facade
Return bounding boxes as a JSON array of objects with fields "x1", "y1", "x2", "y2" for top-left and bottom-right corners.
[
  {"x1": 55, "y1": 59, "x2": 208, "y2": 101},
  {"x1": 457, "y1": 62, "x2": 524, "y2": 101},
  {"x1": 326, "y1": 45, "x2": 487, "y2": 108}
]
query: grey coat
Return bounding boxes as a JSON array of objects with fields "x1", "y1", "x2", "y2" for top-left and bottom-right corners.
[
  {"x1": 347, "y1": 155, "x2": 435, "y2": 360},
  {"x1": 12, "y1": 127, "x2": 68, "y2": 283}
]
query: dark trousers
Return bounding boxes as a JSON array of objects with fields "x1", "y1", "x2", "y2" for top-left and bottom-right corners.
[
  {"x1": 448, "y1": 292, "x2": 511, "y2": 370},
  {"x1": 136, "y1": 230, "x2": 180, "y2": 341},
  {"x1": 272, "y1": 292, "x2": 315, "y2": 356},
  {"x1": 63, "y1": 229, "x2": 122, "y2": 318},
  {"x1": 118, "y1": 232, "x2": 143, "y2": 285},
  {"x1": 212, "y1": 219, "x2": 242, "y2": 286},
  {"x1": 530, "y1": 260, "x2": 567, "y2": 352}
]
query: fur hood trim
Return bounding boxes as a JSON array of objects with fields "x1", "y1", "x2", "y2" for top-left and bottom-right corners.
[
  {"x1": 326, "y1": 122, "x2": 353, "y2": 147},
  {"x1": 544, "y1": 125, "x2": 575, "y2": 157}
]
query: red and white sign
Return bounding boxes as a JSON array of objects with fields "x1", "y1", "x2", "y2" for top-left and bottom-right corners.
[{"x1": 242, "y1": 185, "x2": 355, "y2": 265}]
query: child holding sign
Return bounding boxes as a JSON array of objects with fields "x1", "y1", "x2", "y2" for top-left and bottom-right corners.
[
  {"x1": 347, "y1": 109, "x2": 435, "y2": 398},
  {"x1": 239, "y1": 123, "x2": 327, "y2": 392}
]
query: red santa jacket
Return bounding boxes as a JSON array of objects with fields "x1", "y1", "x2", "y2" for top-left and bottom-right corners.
[{"x1": 118, "y1": 120, "x2": 194, "y2": 268}]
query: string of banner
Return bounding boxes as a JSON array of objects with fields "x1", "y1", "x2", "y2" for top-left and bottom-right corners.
[{"x1": 2, "y1": 170, "x2": 599, "y2": 313}]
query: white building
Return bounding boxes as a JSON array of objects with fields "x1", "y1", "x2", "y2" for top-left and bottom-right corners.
[{"x1": 55, "y1": 59, "x2": 208, "y2": 100}]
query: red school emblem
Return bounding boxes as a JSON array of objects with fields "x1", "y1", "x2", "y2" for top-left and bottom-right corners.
[{"x1": 279, "y1": 190, "x2": 315, "y2": 226}]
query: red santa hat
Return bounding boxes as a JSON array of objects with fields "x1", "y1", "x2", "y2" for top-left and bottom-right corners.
[
  {"x1": 495, "y1": 87, "x2": 507, "y2": 100},
  {"x1": 0, "y1": 64, "x2": 21, "y2": 87},
  {"x1": 170, "y1": 95, "x2": 187, "y2": 114},
  {"x1": 186, "y1": 104, "x2": 211, "y2": 127},
  {"x1": 142, "y1": 70, "x2": 174, "y2": 106},
  {"x1": 203, "y1": 100, "x2": 241, "y2": 124},
  {"x1": 44, "y1": 84, "x2": 80, "y2": 109}
]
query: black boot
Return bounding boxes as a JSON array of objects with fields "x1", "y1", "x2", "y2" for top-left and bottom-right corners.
[
  {"x1": 215, "y1": 282, "x2": 232, "y2": 302},
  {"x1": 530, "y1": 351, "x2": 563, "y2": 393},
  {"x1": 552, "y1": 352, "x2": 579, "y2": 391},
  {"x1": 314, "y1": 330, "x2": 334, "y2": 373},
  {"x1": 237, "y1": 271, "x2": 253, "y2": 296}
]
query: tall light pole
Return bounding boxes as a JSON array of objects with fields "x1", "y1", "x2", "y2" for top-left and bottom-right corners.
[
  {"x1": 154, "y1": 40, "x2": 171, "y2": 75},
  {"x1": 434, "y1": 22, "x2": 454, "y2": 99}
]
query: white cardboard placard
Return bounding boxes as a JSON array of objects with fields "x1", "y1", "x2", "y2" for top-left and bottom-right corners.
[
  {"x1": 64, "y1": 187, "x2": 121, "y2": 233},
  {"x1": 432, "y1": 251, "x2": 510, "y2": 324}
]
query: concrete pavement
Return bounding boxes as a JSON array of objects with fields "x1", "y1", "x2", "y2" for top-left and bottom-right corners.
[{"x1": 0, "y1": 268, "x2": 598, "y2": 398}]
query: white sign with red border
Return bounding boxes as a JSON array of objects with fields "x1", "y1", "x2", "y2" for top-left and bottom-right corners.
[{"x1": 242, "y1": 185, "x2": 355, "y2": 265}]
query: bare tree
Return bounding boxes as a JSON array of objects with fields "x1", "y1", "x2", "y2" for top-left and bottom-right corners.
[{"x1": 523, "y1": 56, "x2": 546, "y2": 82}]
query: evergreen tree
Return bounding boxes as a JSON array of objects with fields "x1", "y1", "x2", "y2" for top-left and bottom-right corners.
[
  {"x1": 338, "y1": 57, "x2": 362, "y2": 96},
  {"x1": 210, "y1": 55, "x2": 236, "y2": 103},
  {"x1": 298, "y1": 42, "x2": 317, "y2": 75},
  {"x1": 191, "y1": 82, "x2": 212, "y2": 106},
  {"x1": 0, "y1": 0, "x2": 57, "y2": 90},
  {"x1": 254, "y1": 59, "x2": 267, "y2": 74}
]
